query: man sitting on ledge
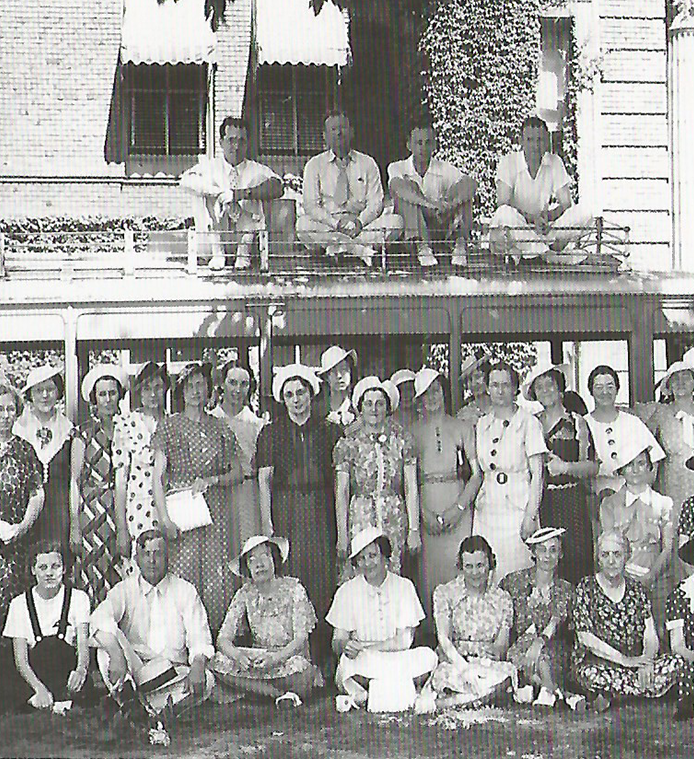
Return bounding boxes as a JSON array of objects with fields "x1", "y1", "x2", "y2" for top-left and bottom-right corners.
[
  {"x1": 489, "y1": 115, "x2": 592, "y2": 263},
  {"x1": 90, "y1": 530, "x2": 214, "y2": 739},
  {"x1": 388, "y1": 119, "x2": 477, "y2": 267},
  {"x1": 296, "y1": 111, "x2": 403, "y2": 267},
  {"x1": 180, "y1": 117, "x2": 283, "y2": 271}
]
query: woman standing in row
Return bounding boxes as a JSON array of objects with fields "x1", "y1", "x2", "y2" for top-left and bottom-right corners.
[
  {"x1": 151, "y1": 363, "x2": 243, "y2": 633},
  {"x1": 13, "y1": 365, "x2": 73, "y2": 550}
]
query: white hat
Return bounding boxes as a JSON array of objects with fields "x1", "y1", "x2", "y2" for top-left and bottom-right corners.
[
  {"x1": 522, "y1": 363, "x2": 569, "y2": 401},
  {"x1": 352, "y1": 376, "x2": 399, "y2": 413},
  {"x1": 272, "y1": 364, "x2": 320, "y2": 403},
  {"x1": 526, "y1": 526, "x2": 566, "y2": 545},
  {"x1": 390, "y1": 369, "x2": 416, "y2": 387},
  {"x1": 23, "y1": 364, "x2": 64, "y2": 398},
  {"x1": 610, "y1": 437, "x2": 654, "y2": 473},
  {"x1": 81, "y1": 364, "x2": 128, "y2": 403},
  {"x1": 460, "y1": 354, "x2": 487, "y2": 381},
  {"x1": 413, "y1": 368, "x2": 441, "y2": 400},
  {"x1": 316, "y1": 346, "x2": 357, "y2": 376},
  {"x1": 349, "y1": 526, "x2": 390, "y2": 560},
  {"x1": 229, "y1": 535, "x2": 290, "y2": 577},
  {"x1": 655, "y1": 360, "x2": 694, "y2": 390}
]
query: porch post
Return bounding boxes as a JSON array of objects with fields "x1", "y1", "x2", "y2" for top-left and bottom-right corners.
[{"x1": 629, "y1": 298, "x2": 656, "y2": 404}]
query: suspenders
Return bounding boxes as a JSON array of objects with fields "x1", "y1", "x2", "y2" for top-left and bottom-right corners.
[{"x1": 25, "y1": 585, "x2": 73, "y2": 643}]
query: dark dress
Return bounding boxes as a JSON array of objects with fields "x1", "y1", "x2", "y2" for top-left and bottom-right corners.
[
  {"x1": 539, "y1": 412, "x2": 594, "y2": 584},
  {"x1": 0, "y1": 437, "x2": 44, "y2": 626},
  {"x1": 34, "y1": 439, "x2": 72, "y2": 549},
  {"x1": 256, "y1": 412, "x2": 341, "y2": 664}
]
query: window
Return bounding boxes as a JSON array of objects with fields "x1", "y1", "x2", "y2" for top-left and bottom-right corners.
[
  {"x1": 125, "y1": 64, "x2": 207, "y2": 156},
  {"x1": 257, "y1": 65, "x2": 335, "y2": 155}
]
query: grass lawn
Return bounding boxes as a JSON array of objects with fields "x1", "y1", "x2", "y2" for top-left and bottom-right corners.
[{"x1": 1, "y1": 693, "x2": 693, "y2": 759}]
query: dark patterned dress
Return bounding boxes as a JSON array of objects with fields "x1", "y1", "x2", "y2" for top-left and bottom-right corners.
[
  {"x1": 500, "y1": 567, "x2": 573, "y2": 688},
  {"x1": 0, "y1": 437, "x2": 44, "y2": 625},
  {"x1": 678, "y1": 496, "x2": 694, "y2": 558},
  {"x1": 151, "y1": 412, "x2": 242, "y2": 633},
  {"x1": 571, "y1": 575, "x2": 679, "y2": 698},
  {"x1": 665, "y1": 580, "x2": 694, "y2": 702},
  {"x1": 257, "y1": 412, "x2": 341, "y2": 665},
  {"x1": 539, "y1": 411, "x2": 595, "y2": 584},
  {"x1": 75, "y1": 419, "x2": 120, "y2": 606}
]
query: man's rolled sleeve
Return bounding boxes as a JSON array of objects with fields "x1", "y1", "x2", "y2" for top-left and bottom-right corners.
[
  {"x1": 180, "y1": 159, "x2": 220, "y2": 198},
  {"x1": 302, "y1": 156, "x2": 334, "y2": 227},
  {"x1": 182, "y1": 585, "x2": 215, "y2": 663},
  {"x1": 89, "y1": 586, "x2": 126, "y2": 644},
  {"x1": 359, "y1": 157, "x2": 384, "y2": 227}
]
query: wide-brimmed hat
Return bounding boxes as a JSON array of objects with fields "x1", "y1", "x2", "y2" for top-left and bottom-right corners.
[
  {"x1": 390, "y1": 369, "x2": 416, "y2": 387},
  {"x1": 522, "y1": 363, "x2": 569, "y2": 401},
  {"x1": 655, "y1": 360, "x2": 694, "y2": 390},
  {"x1": 352, "y1": 376, "x2": 399, "y2": 413},
  {"x1": 611, "y1": 437, "x2": 653, "y2": 472},
  {"x1": 23, "y1": 364, "x2": 64, "y2": 399},
  {"x1": 316, "y1": 346, "x2": 357, "y2": 376},
  {"x1": 272, "y1": 363, "x2": 321, "y2": 403},
  {"x1": 349, "y1": 526, "x2": 391, "y2": 560},
  {"x1": 81, "y1": 364, "x2": 128, "y2": 403},
  {"x1": 526, "y1": 526, "x2": 566, "y2": 545},
  {"x1": 133, "y1": 361, "x2": 171, "y2": 392},
  {"x1": 229, "y1": 535, "x2": 290, "y2": 577},
  {"x1": 679, "y1": 537, "x2": 694, "y2": 565},
  {"x1": 414, "y1": 368, "x2": 441, "y2": 400},
  {"x1": 459, "y1": 354, "x2": 487, "y2": 381}
]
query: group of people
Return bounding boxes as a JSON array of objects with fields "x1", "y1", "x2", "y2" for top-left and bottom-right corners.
[
  {"x1": 3, "y1": 345, "x2": 694, "y2": 743},
  {"x1": 180, "y1": 111, "x2": 592, "y2": 270}
]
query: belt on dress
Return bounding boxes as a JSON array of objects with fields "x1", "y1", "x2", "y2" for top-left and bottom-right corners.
[
  {"x1": 487, "y1": 469, "x2": 528, "y2": 486},
  {"x1": 546, "y1": 481, "x2": 579, "y2": 491},
  {"x1": 420, "y1": 472, "x2": 462, "y2": 484}
]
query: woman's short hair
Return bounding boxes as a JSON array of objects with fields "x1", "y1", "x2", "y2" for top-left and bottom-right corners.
[
  {"x1": 174, "y1": 363, "x2": 214, "y2": 406},
  {"x1": 418, "y1": 374, "x2": 452, "y2": 415},
  {"x1": 27, "y1": 539, "x2": 66, "y2": 577},
  {"x1": 219, "y1": 359, "x2": 257, "y2": 400},
  {"x1": 89, "y1": 375, "x2": 127, "y2": 406},
  {"x1": 457, "y1": 535, "x2": 496, "y2": 571},
  {"x1": 596, "y1": 530, "x2": 628, "y2": 556},
  {"x1": 587, "y1": 365, "x2": 620, "y2": 395},
  {"x1": 0, "y1": 382, "x2": 23, "y2": 417},
  {"x1": 239, "y1": 541, "x2": 284, "y2": 579},
  {"x1": 356, "y1": 387, "x2": 392, "y2": 415},
  {"x1": 528, "y1": 368, "x2": 566, "y2": 401},
  {"x1": 28, "y1": 374, "x2": 65, "y2": 403},
  {"x1": 133, "y1": 362, "x2": 171, "y2": 395},
  {"x1": 484, "y1": 361, "x2": 520, "y2": 393},
  {"x1": 351, "y1": 535, "x2": 392, "y2": 567}
]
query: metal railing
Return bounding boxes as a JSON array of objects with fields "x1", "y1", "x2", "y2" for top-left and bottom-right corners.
[{"x1": 0, "y1": 216, "x2": 631, "y2": 281}]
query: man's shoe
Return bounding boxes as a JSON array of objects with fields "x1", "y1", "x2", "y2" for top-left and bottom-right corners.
[
  {"x1": 533, "y1": 687, "x2": 557, "y2": 708},
  {"x1": 234, "y1": 254, "x2": 251, "y2": 270},
  {"x1": 355, "y1": 245, "x2": 374, "y2": 267},
  {"x1": 417, "y1": 245, "x2": 438, "y2": 267},
  {"x1": 564, "y1": 693, "x2": 587, "y2": 712},
  {"x1": 208, "y1": 254, "x2": 225, "y2": 271},
  {"x1": 451, "y1": 239, "x2": 468, "y2": 267},
  {"x1": 513, "y1": 685, "x2": 534, "y2": 704}
]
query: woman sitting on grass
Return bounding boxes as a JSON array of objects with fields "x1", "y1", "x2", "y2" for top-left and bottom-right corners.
[
  {"x1": 571, "y1": 531, "x2": 680, "y2": 712},
  {"x1": 2, "y1": 540, "x2": 90, "y2": 711},
  {"x1": 212, "y1": 536, "x2": 322, "y2": 707}
]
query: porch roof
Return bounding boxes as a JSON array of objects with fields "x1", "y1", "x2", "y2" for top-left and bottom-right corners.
[
  {"x1": 255, "y1": 0, "x2": 350, "y2": 67},
  {"x1": 120, "y1": 0, "x2": 216, "y2": 65}
]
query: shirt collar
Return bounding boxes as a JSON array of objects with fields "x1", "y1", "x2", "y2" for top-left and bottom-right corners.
[
  {"x1": 137, "y1": 573, "x2": 170, "y2": 597},
  {"x1": 328, "y1": 149, "x2": 354, "y2": 164},
  {"x1": 626, "y1": 486, "x2": 652, "y2": 508}
]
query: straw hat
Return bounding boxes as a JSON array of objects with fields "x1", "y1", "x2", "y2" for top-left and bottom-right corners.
[
  {"x1": 81, "y1": 364, "x2": 128, "y2": 403},
  {"x1": 23, "y1": 364, "x2": 64, "y2": 399},
  {"x1": 526, "y1": 527, "x2": 566, "y2": 545},
  {"x1": 272, "y1": 364, "x2": 320, "y2": 403},
  {"x1": 229, "y1": 535, "x2": 290, "y2": 577},
  {"x1": 413, "y1": 368, "x2": 441, "y2": 400},
  {"x1": 349, "y1": 526, "x2": 391, "y2": 560},
  {"x1": 611, "y1": 437, "x2": 653, "y2": 473},
  {"x1": 316, "y1": 346, "x2": 357, "y2": 376},
  {"x1": 655, "y1": 360, "x2": 694, "y2": 390},
  {"x1": 522, "y1": 363, "x2": 569, "y2": 401},
  {"x1": 352, "y1": 376, "x2": 399, "y2": 412}
]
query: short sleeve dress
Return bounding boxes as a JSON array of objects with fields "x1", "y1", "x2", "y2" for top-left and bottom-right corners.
[
  {"x1": 665, "y1": 578, "x2": 694, "y2": 701},
  {"x1": 151, "y1": 412, "x2": 243, "y2": 632},
  {"x1": 213, "y1": 576, "x2": 320, "y2": 683},
  {"x1": 571, "y1": 575, "x2": 679, "y2": 698},
  {"x1": 474, "y1": 408, "x2": 548, "y2": 581},
  {"x1": 0, "y1": 437, "x2": 44, "y2": 624},
  {"x1": 430, "y1": 577, "x2": 516, "y2": 702},
  {"x1": 333, "y1": 418, "x2": 416, "y2": 574}
]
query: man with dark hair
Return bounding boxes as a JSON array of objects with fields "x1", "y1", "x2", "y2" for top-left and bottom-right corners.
[
  {"x1": 388, "y1": 120, "x2": 477, "y2": 267},
  {"x1": 90, "y1": 530, "x2": 214, "y2": 740},
  {"x1": 180, "y1": 117, "x2": 283, "y2": 271},
  {"x1": 489, "y1": 115, "x2": 592, "y2": 262},
  {"x1": 296, "y1": 111, "x2": 402, "y2": 267}
]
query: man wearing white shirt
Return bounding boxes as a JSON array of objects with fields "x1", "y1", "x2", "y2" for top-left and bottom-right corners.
[
  {"x1": 489, "y1": 116, "x2": 592, "y2": 261},
  {"x1": 180, "y1": 117, "x2": 283, "y2": 271},
  {"x1": 90, "y1": 530, "x2": 214, "y2": 726},
  {"x1": 388, "y1": 121, "x2": 477, "y2": 267},
  {"x1": 296, "y1": 111, "x2": 403, "y2": 267}
]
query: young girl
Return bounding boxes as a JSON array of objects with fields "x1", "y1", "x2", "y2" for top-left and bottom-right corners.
[{"x1": 2, "y1": 540, "x2": 91, "y2": 710}]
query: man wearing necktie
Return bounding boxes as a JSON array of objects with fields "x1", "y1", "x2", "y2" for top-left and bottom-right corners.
[
  {"x1": 180, "y1": 118, "x2": 283, "y2": 271},
  {"x1": 296, "y1": 111, "x2": 403, "y2": 267}
]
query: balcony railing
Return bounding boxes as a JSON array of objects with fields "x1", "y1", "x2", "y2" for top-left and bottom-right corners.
[{"x1": 0, "y1": 216, "x2": 630, "y2": 282}]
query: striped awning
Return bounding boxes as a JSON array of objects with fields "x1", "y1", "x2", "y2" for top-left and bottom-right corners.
[
  {"x1": 120, "y1": 0, "x2": 216, "y2": 65},
  {"x1": 256, "y1": 0, "x2": 350, "y2": 67}
]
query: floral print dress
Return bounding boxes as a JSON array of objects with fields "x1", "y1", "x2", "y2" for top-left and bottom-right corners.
[
  {"x1": 665, "y1": 578, "x2": 694, "y2": 702},
  {"x1": 333, "y1": 418, "x2": 415, "y2": 573},
  {"x1": 430, "y1": 576, "x2": 517, "y2": 703},
  {"x1": 213, "y1": 576, "x2": 320, "y2": 682},
  {"x1": 0, "y1": 437, "x2": 43, "y2": 624},
  {"x1": 571, "y1": 575, "x2": 680, "y2": 698}
]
